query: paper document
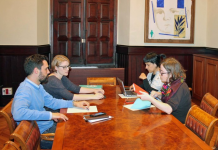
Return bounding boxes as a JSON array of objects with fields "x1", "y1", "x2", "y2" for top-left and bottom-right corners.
[
  {"x1": 67, "y1": 106, "x2": 98, "y2": 113},
  {"x1": 118, "y1": 94, "x2": 138, "y2": 98},
  {"x1": 123, "y1": 104, "x2": 155, "y2": 111}
]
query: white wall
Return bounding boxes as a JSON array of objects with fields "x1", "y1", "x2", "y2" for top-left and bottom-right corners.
[
  {"x1": 206, "y1": 0, "x2": 218, "y2": 48},
  {"x1": 118, "y1": 0, "x2": 207, "y2": 47},
  {"x1": 0, "y1": 0, "x2": 49, "y2": 45}
]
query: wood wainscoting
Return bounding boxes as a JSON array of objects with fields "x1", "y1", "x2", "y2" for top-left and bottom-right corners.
[
  {"x1": 68, "y1": 68, "x2": 124, "y2": 85},
  {"x1": 116, "y1": 45, "x2": 218, "y2": 87},
  {"x1": 0, "y1": 45, "x2": 50, "y2": 106}
]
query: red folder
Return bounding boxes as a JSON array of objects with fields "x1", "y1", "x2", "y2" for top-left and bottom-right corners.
[{"x1": 133, "y1": 83, "x2": 148, "y2": 95}]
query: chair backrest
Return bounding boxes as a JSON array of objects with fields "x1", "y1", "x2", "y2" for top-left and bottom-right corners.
[
  {"x1": 0, "y1": 98, "x2": 17, "y2": 134},
  {"x1": 185, "y1": 105, "x2": 218, "y2": 145},
  {"x1": 87, "y1": 77, "x2": 116, "y2": 85},
  {"x1": 2, "y1": 141, "x2": 20, "y2": 150},
  {"x1": 10, "y1": 120, "x2": 41, "y2": 150},
  {"x1": 200, "y1": 93, "x2": 218, "y2": 116}
]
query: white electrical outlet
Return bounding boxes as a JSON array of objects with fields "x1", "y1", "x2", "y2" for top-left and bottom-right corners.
[{"x1": 2, "y1": 88, "x2": 13, "y2": 95}]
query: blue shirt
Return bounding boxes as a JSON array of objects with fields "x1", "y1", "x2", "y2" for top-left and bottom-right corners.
[{"x1": 12, "y1": 78, "x2": 74, "y2": 133}]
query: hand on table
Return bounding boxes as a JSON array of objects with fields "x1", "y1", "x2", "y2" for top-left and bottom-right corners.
[
  {"x1": 74, "y1": 101, "x2": 90, "y2": 109},
  {"x1": 52, "y1": 113, "x2": 68, "y2": 122},
  {"x1": 94, "y1": 89, "x2": 105, "y2": 94}
]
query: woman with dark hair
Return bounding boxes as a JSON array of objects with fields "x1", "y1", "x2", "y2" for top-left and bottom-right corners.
[
  {"x1": 138, "y1": 57, "x2": 191, "y2": 123},
  {"x1": 130, "y1": 52, "x2": 166, "y2": 93}
]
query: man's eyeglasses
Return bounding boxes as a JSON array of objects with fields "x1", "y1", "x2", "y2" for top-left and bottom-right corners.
[
  {"x1": 160, "y1": 72, "x2": 168, "y2": 76},
  {"x1": 58, "y1": 66, "x2": 71, "y2": 69}
]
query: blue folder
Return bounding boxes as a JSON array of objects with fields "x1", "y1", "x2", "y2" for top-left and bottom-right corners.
[
  {"x1": 130, "y1": 98, "x2": 151, "y2": 110},
  {"x1": 79, "y1": 85, "x2": 103, "y2": 89}
]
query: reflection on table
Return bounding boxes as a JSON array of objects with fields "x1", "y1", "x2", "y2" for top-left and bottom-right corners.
[{"x1": 52, "y1": 86, "x2": 211, "y2": 150}]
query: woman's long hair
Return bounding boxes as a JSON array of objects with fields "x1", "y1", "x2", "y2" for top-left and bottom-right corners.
[{"x1": 161, "y1": 57, "x2": 186, "y2": 83}]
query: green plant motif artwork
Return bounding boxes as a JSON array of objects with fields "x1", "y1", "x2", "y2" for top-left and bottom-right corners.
[{"x1": 174, "y1": 15, "x2": 186, "y2": 38}]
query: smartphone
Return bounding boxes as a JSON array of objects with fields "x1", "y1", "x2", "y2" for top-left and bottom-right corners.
[{"x1": 90, "y1": 112, "x2": 106, "y2": 117}]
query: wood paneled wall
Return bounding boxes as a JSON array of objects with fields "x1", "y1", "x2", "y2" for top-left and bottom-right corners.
[
  {"x1": 0, "y1": 45, "x2": 50, "y2": 106},
  {"x1": 116, "y1": 45, "x2": 218, "y2": 87},
  {"x1": 68, "y1": 68, "x2": 124, "y2": 85}
]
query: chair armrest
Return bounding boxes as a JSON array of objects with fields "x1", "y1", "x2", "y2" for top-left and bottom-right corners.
[{"x1": 41, "y1": 133, "x2": 55, "y2": 141}]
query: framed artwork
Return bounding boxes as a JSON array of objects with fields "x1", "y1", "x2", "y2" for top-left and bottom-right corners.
[{"x1": 144, "y1": 0, "x2": 195, "y2": 43}]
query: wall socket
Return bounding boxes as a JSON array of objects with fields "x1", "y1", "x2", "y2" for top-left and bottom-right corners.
[{"x1": 2, "y1": 88, "x2": 13, "y2": 95}]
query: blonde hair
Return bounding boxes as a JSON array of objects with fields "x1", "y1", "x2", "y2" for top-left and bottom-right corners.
[
  {"x1": 51, "y1": 55, "x2": 70, "y2": 72},
  {"x1": 161, "y1": 57, "x2": 186, "y2": 82}
]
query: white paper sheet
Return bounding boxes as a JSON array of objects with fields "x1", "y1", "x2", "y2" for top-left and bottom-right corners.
[
  {"x1": 123, "y1": 104, "x2": 155, "y2": 111},
  {"x1": 118, "y1": 94, "x2": 138, "y2": 98},
  {"x1": 67, "y1": 106, "x2": 98, "y2": 113}
]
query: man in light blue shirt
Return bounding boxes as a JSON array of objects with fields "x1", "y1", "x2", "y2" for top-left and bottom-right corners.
[{"x1": 12, "y1": 54, "x2": 89, "y2": 149}]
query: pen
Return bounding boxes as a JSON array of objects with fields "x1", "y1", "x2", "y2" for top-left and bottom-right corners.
[
  {"x1": 86, "y1": 106, "x2": 89, "y2": 111},
  {"x1": 125, "y1": 100, "x2": 135, "y2": 104},
  {"x1": 125, "y1": 101, "x2": 134, "y2": 104}
]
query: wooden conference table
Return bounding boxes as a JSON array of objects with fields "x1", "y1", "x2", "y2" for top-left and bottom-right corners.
[{"x1": 52, "y1": 86, "x2": 211, "y2": 150}]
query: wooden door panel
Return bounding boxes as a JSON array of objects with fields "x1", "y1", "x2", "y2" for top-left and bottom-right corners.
[
  {"x1": 58, "y1": 41, "x2": 68, "y2": 55},
  {"x1": 100, "y1": 22, "x2": 113, "y2": 57},
  {"x1": 205, "y1": 59, "x2": 218, "y2": 98},
  {"x1": 57, "y1": 2, "x2": 68, "y2": 19},
  {"x1": 192, "y1": 56, "x2": 205, "y2": 100},
  {"x1": 87, "y1": 3, "x2": 98, "y2": 18},
  {"x1": 100, "y1": 4, "x2": 110, "y2": 19},
  {"x1": 86, "y1": 0, "x2": 114, "y2": 64},
  {"x1": 87, "y1": 22, "x2": 97, "y2": 37}
]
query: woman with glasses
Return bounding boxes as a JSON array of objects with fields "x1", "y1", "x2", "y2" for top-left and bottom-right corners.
[
  {"x1": 138, "y1": 58, "x2": 191, "y2": 123},
  {"x1": 130, "y1": 52, "x2": 166, "y2": 93},
  {"x1": 43, "y1": 55, "x2": 104, "y2": 111}
]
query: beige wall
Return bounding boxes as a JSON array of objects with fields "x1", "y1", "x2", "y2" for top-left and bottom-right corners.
[
  {"x1": 37, "y1": 0, "x2": 50, "y2": 45},
  {"x1": 0, "y1": 0, "x2": 49, "y2": 45},
  {"x1": 117, "y1": 0, "x2": 207, "y2": 47},
  {"x1": 0, "y1": 0, "x2": 217, "y2": 48},
  {"x1": 206, "y1": 0, "x2": 218, "y2": 48},
  {"x1": 117, "y1": 0, "x2": 131, "y2": 45}
]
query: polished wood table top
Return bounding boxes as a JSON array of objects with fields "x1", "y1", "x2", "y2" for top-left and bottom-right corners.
[{"x1": 52, "y1": 86, "x2": 212, "y2": 150}]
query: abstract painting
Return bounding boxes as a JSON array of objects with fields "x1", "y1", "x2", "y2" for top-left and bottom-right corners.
[{"x1": 144, "y1": 0, "x2": 195, "y2": 43}]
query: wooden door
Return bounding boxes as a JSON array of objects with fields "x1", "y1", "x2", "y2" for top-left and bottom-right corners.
[
  {"x1": 192, "y1": 56, "x2": 205, "y2": 100},
  {"x1": 205, "y1": 58, "x2": 218, "y2": 99},
  {"x1": 51, "y1": 0, "x2": 116, "y2": 65}
]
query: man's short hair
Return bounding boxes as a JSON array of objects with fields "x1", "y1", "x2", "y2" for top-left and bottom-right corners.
[{"x1": 24, "y1": 54, "x2": 48, "y2": 76}]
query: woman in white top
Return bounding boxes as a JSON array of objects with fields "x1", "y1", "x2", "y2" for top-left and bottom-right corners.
[{"x1": 130, "y1": 52, "x2": 166, "y2": 93}]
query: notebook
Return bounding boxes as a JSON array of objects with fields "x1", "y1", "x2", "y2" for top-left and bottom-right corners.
[
  {"x1": 132, "y1": 83, "x2": 148, "y2": 94},
  {"x1": 117, "y1": 78, "x2": 137, "y2": 97}
]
